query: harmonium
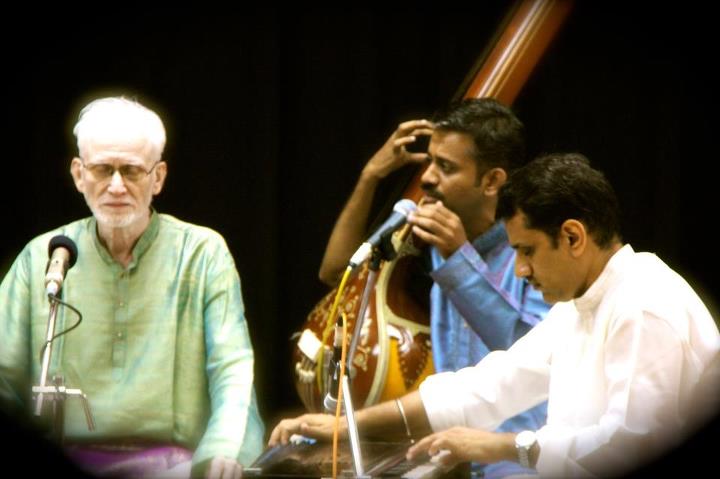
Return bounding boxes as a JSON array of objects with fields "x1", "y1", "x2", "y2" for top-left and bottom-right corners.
[{"x1": 244, "y1": 436, "x2": 470, "y2": 478}]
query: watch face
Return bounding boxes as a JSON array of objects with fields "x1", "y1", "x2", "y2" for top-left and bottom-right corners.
[{"x1": 516, "y1": 430, "x2": 536, "y2": 448}]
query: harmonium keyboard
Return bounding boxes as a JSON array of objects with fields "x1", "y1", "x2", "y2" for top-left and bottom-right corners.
[{"x1": 244, "y1": 436, "x2": 469, "y2": 478}]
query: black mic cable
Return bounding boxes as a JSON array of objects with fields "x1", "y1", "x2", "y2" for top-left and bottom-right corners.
[{"x1": 38, "y1": 294, "x2": 83, "y2": 362}]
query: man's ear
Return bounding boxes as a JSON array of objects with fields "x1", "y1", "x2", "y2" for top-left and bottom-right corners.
[
  {"x1": 152, "y1": 161, "x2": 167, "y2": 196},
  {"x1": 70, "y1": 157, "x2": 84, "y2": 193},
  {"x1": 482, "y1": 167, "x2": 507, "y2": 195},
  {"x1": 560, "y1": 219, "x2": 587, "y2": 257}
]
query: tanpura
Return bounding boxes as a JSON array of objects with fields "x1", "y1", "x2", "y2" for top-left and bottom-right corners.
[{"x1": 293, "y1": 0, "x2": 575, "y2": 413}]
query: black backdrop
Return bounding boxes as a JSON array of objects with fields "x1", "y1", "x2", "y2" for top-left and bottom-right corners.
[{"x1": 2, "y1": 3, "x2": 716, "y2": 475}]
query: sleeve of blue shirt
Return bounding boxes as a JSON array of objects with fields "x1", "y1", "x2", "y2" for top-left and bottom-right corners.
[{"x1": 430, "y1": 241, "x2": 548, "y2": 351}]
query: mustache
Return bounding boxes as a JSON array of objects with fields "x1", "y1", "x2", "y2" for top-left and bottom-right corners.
[{"x1": 421, "y1": 184, "x2": 445, "y2": 202}]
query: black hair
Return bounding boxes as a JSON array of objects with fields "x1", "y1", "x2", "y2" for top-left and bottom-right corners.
[
  {"x1": 433, "y1": 98, "x2": 526, "y2": 178},
  {"x1": 496, "y1": 152, "x2": 622, "y2": 248}
]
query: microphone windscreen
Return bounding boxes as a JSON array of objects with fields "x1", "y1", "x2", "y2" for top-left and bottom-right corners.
[
  {"x1": 48, "y1": 235, "x2": 78, "y2": 268},
  {"x1": 393, "y1": 198, "x2": 417, "y2": 217}
]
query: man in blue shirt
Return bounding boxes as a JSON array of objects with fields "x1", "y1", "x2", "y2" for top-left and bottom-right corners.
[{"x1": 318, "y1": 98, "x2": 549, "y2": 477}]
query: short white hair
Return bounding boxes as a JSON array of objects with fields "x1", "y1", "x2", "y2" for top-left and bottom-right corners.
[{"x1": 73, "y1": 97, "x2": 166, "y2": 162}]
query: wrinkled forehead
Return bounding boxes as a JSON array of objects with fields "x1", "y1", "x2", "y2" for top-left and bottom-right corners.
[{"x1": 82, "y1": 136, "x2": 156, "y2": 165}]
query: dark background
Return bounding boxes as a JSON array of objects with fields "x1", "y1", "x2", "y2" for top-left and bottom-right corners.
[{"x1": 2, "y1": 2, "x2": 716, "y2": 475}]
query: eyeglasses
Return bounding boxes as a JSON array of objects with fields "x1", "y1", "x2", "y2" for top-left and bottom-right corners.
[{"x1": 81, "y1": 160, "x2": 161, "y2": 182}]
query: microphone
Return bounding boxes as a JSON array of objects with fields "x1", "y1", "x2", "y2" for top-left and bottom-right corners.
[
  {"x1": 348, "y1": 198, "x2": 417, "y2": 268},
  {"x1": 45, "y1": 235, "x2": 78, "y2": 297},
  {"x1": 323, "y1": 316, "x2": 344, "y2": 413}
]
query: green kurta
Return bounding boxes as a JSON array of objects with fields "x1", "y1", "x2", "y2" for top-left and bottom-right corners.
[{"x1": 0, "y1": 212, "x2": 264, "y2": 467}]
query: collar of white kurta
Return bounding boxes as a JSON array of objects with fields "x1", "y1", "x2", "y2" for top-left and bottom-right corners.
[{"x1": 573, "y1": 243, "x2": 634, "y2": 314}]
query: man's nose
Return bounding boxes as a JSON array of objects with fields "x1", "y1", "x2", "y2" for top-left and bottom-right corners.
[
  {"x1": 107, "y1": 170, "x2": 128, "y2": 193},
  {"x1": 420, "y1": 163, "x2": 438, "y2": 187},
  {"x1": 515, "y1": 258, "x2": 531, "y2": 278}
]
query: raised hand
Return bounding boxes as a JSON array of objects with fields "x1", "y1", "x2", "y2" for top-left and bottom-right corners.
[{"x1": 362, "y1": 119, "x2": 434, "y2": 181}]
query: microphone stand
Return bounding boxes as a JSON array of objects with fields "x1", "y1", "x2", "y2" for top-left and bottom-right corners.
[
  {"x1": 327, "y1": 246, "x2": 385, "y2": 414},
  {"x1": 346, "y1": 247, "x2": 384, "y2": 380},
  {"x1": 32, "y1": 294, "x2": 94, "y2": 443},
  {"x1": 340, "y1": 245, "x2": 392, "y2": 478},
  {"x1": 342, "y1": 374, "x2": 369, "y2": 479}
]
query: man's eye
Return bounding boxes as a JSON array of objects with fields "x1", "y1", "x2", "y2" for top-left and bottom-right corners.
[
  {"x1": 97, "y1": 165, "x2": 114, "y2": 176},
  {"x1": 121, "y1": 166, "x2": 141, "y2": 176}
]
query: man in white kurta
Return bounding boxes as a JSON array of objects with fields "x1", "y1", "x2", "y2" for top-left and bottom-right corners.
[{"x1": 419, "y1": 243, "x2": 719, "y2": 476}]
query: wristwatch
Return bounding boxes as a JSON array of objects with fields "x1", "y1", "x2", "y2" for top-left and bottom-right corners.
[{"x1": 515, "y1": 430, "x2": 537, "y2": 469}]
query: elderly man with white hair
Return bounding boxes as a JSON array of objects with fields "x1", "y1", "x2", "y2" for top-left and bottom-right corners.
[{"x1": 0, "y1": 96, "x2": 263, "y2": 478}]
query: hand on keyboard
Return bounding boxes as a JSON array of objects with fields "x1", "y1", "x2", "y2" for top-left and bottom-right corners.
[
  {"x1": 406, "y1": 426, "x2": 512, "y2": 466},
  {"x1": 289, "y1": 434, "x2": 317, "y2": 445},
  {"x1": 429, "y1": 449, "x2": 451, "y2": 465}
]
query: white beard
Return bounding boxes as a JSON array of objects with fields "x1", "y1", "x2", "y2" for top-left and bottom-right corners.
[{"x1": 87, "y1": 202, "x2": 147, "y2": 230}]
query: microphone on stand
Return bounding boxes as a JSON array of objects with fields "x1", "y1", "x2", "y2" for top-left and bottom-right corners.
[
  {"x1": 45, "y1": 235, "x2": 78, "y2": 297},
  {"x1": 323, "y1": 316, "x2": 344, "y2": 413},
  {"x1": 34, "y1": 234, "x2": 93, "y2": 435},
  {"x1": 348, "y1": 198, "x2": 417, "y2": 268}
]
